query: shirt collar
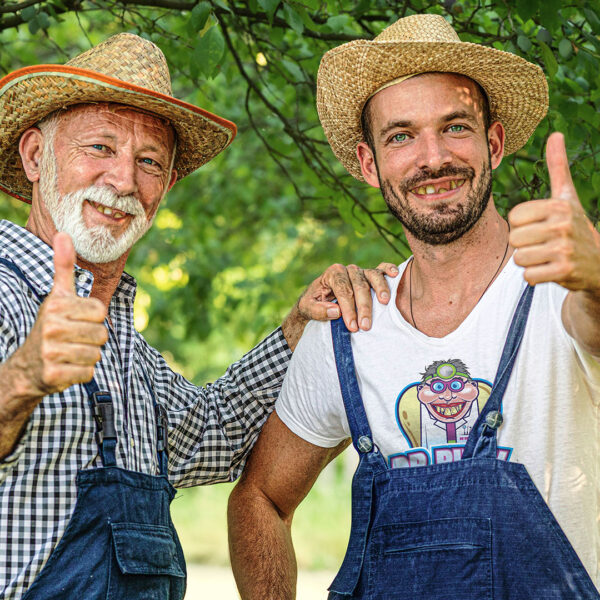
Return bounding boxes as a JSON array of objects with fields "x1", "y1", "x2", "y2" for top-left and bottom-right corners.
[{"x1": 0, "y1": 220, "x2": 137, "y2": 302}]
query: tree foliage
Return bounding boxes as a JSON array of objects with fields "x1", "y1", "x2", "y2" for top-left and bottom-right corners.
[{"x1": 1, "y1": 0, "x2": 599, "y2": 380}]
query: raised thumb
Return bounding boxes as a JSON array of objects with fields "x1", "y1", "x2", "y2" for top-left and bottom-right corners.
[{"x1": 52, "y1": 232, "x2": 76, "y2": 296}]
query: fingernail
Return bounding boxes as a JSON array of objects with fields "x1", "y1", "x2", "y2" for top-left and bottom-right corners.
[
  {"x1": 350, "y1": 319, "x2": 357, "y2": 331},
  {"x1": 380, "y1": 292, "x2": 389, "y2": 301},
  {"x1": 391, "y1": 267, "x2": 399, "y2": 273},
  {"x1": 327, "y1": 307, "x2": 340, "y2": 318},
  {"x1": 361, "y1": 318, "x2": 371, "y2": 330}
]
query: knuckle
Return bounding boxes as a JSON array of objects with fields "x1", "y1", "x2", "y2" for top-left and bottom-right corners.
[{"x1": 327, "y1": 263, "x2": 345, "y2": 273}]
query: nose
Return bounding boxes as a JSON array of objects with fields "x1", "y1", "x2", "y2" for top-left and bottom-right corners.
[
  {"x1": 415, "y1": 131, "x2": 452, "y2": 173},
  {"x1": 100, "y1": 152, "x2": 138, "y2": 197},
  {"x1": 440, "y1": 388, "x2": 454, "y2": 402}
]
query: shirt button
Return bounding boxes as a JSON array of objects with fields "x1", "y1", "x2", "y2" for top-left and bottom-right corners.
[
  {"x1": 77, "y1": 273, "x2": 87, "y2": 283},
  {"x1": 357, "y1": 435, "x2": 373, "y2": 453},
  {"x1": 130, "y1": 439, "x2": 135, "y2": 448}
]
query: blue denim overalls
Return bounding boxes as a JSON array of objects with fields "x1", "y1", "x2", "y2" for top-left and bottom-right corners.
[
  {"x1": 328, "y1": 285, "x2": 599, "y2": 599},
  {"x1": 0, "y1": 258, "x2": 186, "y2": 600}
]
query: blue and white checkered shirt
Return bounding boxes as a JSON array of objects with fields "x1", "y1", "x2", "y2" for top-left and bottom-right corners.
[{"x1": 0, "y1": 220, "x2": 292, "y2": 599}]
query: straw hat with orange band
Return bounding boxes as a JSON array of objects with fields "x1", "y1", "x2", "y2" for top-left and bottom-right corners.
[
  {"x1": 0, "y1": 33, "x2": 237, "y2": 204},
  {"x1": 316, "y1": 13, "x2": 549, "y2": 180}
]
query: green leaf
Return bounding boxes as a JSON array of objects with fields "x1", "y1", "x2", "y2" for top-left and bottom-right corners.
[
  {"x1": 28, "y1": 17, "x2": 40, "y2": 35},
  {"x1": 326, "y1": 14, "x2": 351, "y2": 31},
  {"x1": 213, "y1": 0, "x2": 232, "y2": 13},
  {"x1": 583, "y1": 7, "x2": 600, "y2": 34},
  {"x1": 258, "y1": 0, "x2": 281, "y2": 23},
  {"x1": 283, "y1": 4, "x2": 304, "y2": 35},
  {"x1": 538, "y1": 41, "x2": 558, "y2": 79},
  {"x1": 21, "y1": 6, "x2": 37, "y2": 21},
  {"x1": 515, "y1": 0, "x2": 540, "y2": 23},
  {"x1": 281, "y1": 58, "x2": 303, "y2": 81},
  {"x1": 538, "y1": 0, "x2": 562, "y2": 32},
  {"x1": 193, "y1": 25, "x2": 225, "y2": 78},
  {"x1": 558, "y1": 38, "x2": 573, "y2": 60},
  {"x1": 517, "y1": 34, "x2": 532, "y2": 52},
  {"x1": 191, "y1": 2, "x2": 211, "y2": 30},
  {"x1": 536, "y1": 28, "x2": 552, "y2": 45},
  {"x1": 37, "y1": 10, "x2": 50, "y2": 30},
  {"x1": 301, "y1": 0, "x2": 320, "y2": 9}
]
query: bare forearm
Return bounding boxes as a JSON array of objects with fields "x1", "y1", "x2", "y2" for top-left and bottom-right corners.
[
  {"x1": 0, "y1": 353, "x2": 44, "y2": 459},
  {"x1": 563, "y1": 289, "x2": 600, "y2": 359},
  {"x1": 228, "y1": 483, "x2": 297, "y2": 600}
]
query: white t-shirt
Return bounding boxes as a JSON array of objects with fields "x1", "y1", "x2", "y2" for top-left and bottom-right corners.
[{"x1": 276, "y1": 258, "x2": 600, "y2": 587}]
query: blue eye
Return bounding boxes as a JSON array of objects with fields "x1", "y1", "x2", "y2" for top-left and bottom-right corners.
[
  {"x1": 92, "y1": 144, "x2": 105, "y2": 151},
  {"x1": 141, "y1": 158, "x2": 155, "y2": 165},
  {"x1": 450, "y1": 380, "x2": 462, "y2": 390},
  {"x1": 432, "y1": 381, "x2": 445, "y2": 393}
]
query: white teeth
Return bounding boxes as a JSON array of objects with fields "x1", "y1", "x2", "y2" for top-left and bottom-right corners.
[
  {"x1": 102, "y1": 207, "x2": 112, "y2": 215},
  {"x1": 425, "y1": 185, "x2": 436, "y2": 194}
]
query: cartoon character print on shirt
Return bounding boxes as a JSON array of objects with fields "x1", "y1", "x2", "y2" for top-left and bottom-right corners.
[{"x1": 390, "y1": 359, "x2": 512, "y2": 468}]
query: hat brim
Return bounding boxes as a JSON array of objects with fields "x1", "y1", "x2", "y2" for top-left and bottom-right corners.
[
  {"x1": 317, "y1": 40, "x2": 549, "y2": 180},
  {"x1": 0, "y1": 65, "x2": 237, "y2": 203}
]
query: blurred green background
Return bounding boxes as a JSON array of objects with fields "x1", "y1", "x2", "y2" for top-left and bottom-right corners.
[{"x1": 1, "y1": 0, "x2": 599, "y2": 576}]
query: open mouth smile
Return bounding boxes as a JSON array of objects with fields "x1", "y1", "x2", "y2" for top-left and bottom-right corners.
[
  {"x1": 431, "y1": 402, "x2": 466, "y2": 418},
  {"x1": 411, "y1": 178, "x2": 466, "y2": 196},
  {"x1": 88, "y1": 201, "x2": 129, "y2": 220}
]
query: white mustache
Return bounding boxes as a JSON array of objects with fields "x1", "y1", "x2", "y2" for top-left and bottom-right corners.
[{"x1": 66, "y1": 185, "x2": 146, "y2": 217}]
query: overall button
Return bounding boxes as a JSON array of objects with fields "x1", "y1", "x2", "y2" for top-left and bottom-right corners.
[
  {"x1": 485, "y1": 411, "x2": 503, "y2": 429},
  {"x1": 357, "y1": 435, "x2": 373, "y2": 453}
]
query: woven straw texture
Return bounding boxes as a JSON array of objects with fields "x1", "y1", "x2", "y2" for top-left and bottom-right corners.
[
  {"x1": 317, "y1": 14, "x2": 549, "y2": 180},
  {"x1": 0, "y1": 33, "x2": 236, "y2": 203}
]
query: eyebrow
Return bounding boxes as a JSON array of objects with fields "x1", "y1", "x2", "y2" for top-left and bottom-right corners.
[{"x1": 378, "y1": 110, "x2": 480, "y2": 139}]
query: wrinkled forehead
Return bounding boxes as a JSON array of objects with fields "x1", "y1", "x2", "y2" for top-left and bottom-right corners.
[
  {"x1": 367, "y1": 72, "x2": 488, "y2": 123},
  {"x1": 53, "y1": 102, "x2": 176, "y2": 148}
]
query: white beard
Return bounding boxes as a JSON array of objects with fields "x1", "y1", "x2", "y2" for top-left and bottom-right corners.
[{"x1": 39, "y1": 152, "x2": 153, "y2": 264}]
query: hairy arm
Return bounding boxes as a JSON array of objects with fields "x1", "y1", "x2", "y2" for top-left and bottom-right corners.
[{"x1": 228, "y1": 411, "x2": 349, "y2": 600}]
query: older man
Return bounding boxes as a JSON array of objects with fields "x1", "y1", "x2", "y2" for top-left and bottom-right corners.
[
  {"x1": 0, "y1": 34, "x2": 393, "y2": 599},
  {"x1": 228, "y1": 14, "x2": 600, "y2": 599}
]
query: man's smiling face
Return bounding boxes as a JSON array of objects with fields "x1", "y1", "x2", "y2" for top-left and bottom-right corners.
[
  {"x1": 39, "y1": 103, "x2": 177, "y2": 263},
  {"x1": 358, "y1": 73, "x2": 503, "y2": 245}
]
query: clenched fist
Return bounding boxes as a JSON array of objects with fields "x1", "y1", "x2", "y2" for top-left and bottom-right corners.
[
  {"x1": 13, "y1": 232, "x2": 108, "y2": 397},
  {"x1": 508, "y1": 132, "x2": 600, "y2": 292}
]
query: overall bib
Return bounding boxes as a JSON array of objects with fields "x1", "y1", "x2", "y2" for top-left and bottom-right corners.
[
  {"x1": 328, "y1": 285, "x2": 599, "y2": 600},
  {"x1": 0, "y1": 258, "x2": 186, "y2": 600}
]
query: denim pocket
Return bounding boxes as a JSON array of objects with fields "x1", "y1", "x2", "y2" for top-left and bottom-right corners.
[
  {"x1": 107, "y1": 522, "x2": 185, "y2": 600},
  {"x1": 366, "y1": 517, "x2": 492, "y2": 600}
]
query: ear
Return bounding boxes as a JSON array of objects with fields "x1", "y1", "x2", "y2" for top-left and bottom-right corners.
[
  {"x1": 357, "y1": 142, "x2": 381, "y2": 188},
  {"x1": 487, "y1": 121, "x2": 505, "y2": 171},
  {"x1": 19, "y1": 127, "x2": 44, "y2": 183},
  {"x1": 166, "y1": 168, "x2": 178, "y2": 193}
]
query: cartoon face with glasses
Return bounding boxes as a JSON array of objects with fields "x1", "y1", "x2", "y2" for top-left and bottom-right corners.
[{"x1": 416, "y1": 360, "x2": 480, "y2": 442}]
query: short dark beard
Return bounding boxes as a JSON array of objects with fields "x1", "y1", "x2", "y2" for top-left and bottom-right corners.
[{"x1": 380, "y1": 160, "x2": 493, "y2": 245}]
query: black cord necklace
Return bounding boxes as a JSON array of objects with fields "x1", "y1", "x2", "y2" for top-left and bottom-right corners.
[{"x1": 409, "y1": 222, "x2": 511, "y2": 331}]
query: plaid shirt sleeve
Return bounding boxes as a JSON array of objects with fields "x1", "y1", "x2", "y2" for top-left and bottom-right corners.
[{"x1": 141, "y1": 327, "x2": 292, "y2": 487}]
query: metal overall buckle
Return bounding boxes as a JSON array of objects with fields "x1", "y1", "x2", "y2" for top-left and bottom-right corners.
[
  {"x1": 91, "y1": 390, "x2": 116, "y2": 446},
  {"x1": 155, "y1": 403, "x2": 168, "y2": 453}
]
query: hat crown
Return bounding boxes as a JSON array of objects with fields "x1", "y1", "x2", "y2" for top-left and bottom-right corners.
[
  {"x1": 66, "y1": 33, "x2": 173, "y2": 95},
  {"x1": 375, "y1": 14, "x2": 460, "y2": 43}
]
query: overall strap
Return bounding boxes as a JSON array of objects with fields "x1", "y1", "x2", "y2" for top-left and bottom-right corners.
[
  {"x1": 331, "y1": 318, "x2": 386, "y2": 466},
  {"x1": 84, "y1": 379, "x2": 117, "y2": 467},
  {"x1": 462, "y1": 284, "x2": 535, "y2": 460},
  {"x1": 141, "y1": 369, "x2": 169, "y2": 476},
  {"x1": 0, "y1": 257, "x2": 44, "y2": 302}
]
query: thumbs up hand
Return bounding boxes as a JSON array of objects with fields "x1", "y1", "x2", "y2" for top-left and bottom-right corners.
[
  {"x1": 508, "y1": 132, "x2": 600, "y2": 293},
  {"x1": 17, "y1": 233, "x2": 108, "y2": 397}
]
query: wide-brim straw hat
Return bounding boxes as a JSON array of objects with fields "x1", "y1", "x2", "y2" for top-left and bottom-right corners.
[
  {"x1": 317, "y1": 14, "x2": 549, "y2": 180},
  {"x1": 0, "y1": 33, "x2": 236, "y2": 203}
]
